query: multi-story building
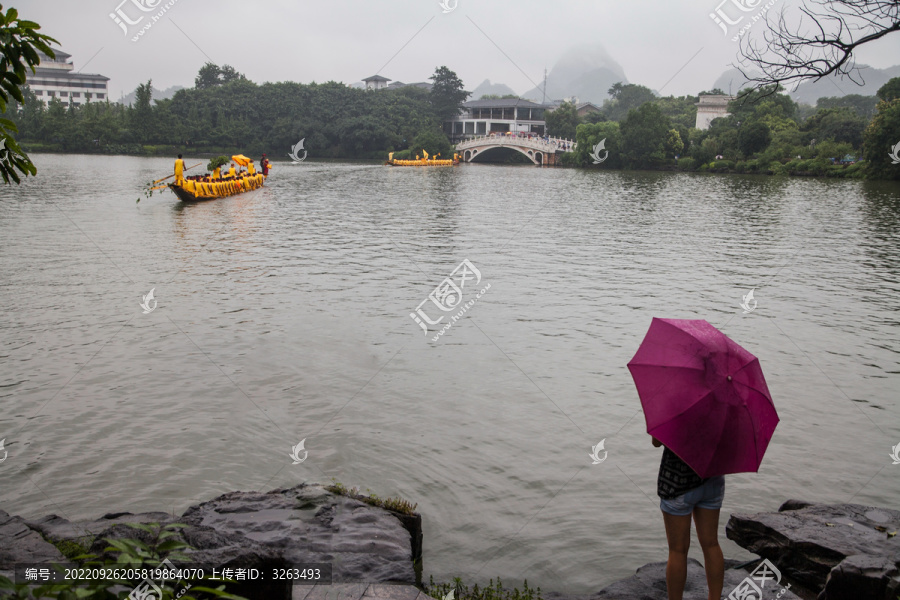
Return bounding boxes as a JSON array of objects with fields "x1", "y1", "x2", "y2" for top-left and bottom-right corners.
[
  {"x1": 695, "y1": 94, "x2": 735, "y2": 130},
  {"x1": 26, "y1": 49, "x2": 110, "y2": 107},
  {"x1": 444, "y1": 98, "x2": 551, "y2": 142}
]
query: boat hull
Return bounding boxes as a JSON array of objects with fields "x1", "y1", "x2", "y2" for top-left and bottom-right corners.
[
  {"x1": 168, "y1": 175, "x2": 265, "y2": 202},
  {"x1": 386, "y1": 159, "x2": 459, "y2": 167}
]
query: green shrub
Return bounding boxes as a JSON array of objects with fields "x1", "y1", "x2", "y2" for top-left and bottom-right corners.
[
  {"x1": 327, "y1": 479, "x2": 418, "y2": 516},
  {"x1": 676, "y1": 157, "x2": 696, "y2": 171},
  {"x1": 426, "y1": 575, "x2": 543, "y2": 600},
  {"x1": 0, "y1": 523, "x2": 248, "y2": 599}
]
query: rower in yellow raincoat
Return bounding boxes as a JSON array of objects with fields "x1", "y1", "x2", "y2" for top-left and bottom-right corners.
[{"x1": 174, "y1": 154, "x2": 185, "y2": 185}]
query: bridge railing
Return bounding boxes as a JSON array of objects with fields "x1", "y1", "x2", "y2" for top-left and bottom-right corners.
[{"x1": 455, "y1": 134, "x2": 577, "y2": 152}]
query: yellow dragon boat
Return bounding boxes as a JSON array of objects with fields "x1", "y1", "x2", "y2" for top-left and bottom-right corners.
[
  {"x1": 169, "y1": 154, "x2": 269, "y2": 202},
  {"x1": 385, "y1": 150, "x2": 459, "y2": 167}
]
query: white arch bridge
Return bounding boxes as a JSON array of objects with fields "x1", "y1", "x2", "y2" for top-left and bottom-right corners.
[{"x1": 455, "y1": 135, "x2": 577, "y2": 165}]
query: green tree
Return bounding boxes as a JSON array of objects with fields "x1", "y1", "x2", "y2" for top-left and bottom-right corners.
[
  {"x1": 862, "y1": 97, "x2": 900, "y2": 180},
  {"x1": 573, "y1": 121, "x2": 621, "y2": 167},
  {"x1": 737, "y1": 121, "x2": 772, "y2": 156},
  {"x1": 877, "y1": 77, "x2": 900, "y2": 103},
  {"x1": 603, "y1": 83, "x2": 656, "y2": 121},
  {"x1": 131, "y1": 79, "x2": 154, "y2": 141},
  {"x1": 545, "y1": 100, "x2": 579, "y2": 139},
  {"x1": 620, "y1": 103, "x2": 670, "y2": 167},
  {"x1": 410, "y1": 128, "x2": 452, "y2": 158},
  {"x1": 0, "y1": 4, "x2": 58, "y2": 183},
  {"x1": 655, "y1": 95, "x2": 698, "y2": 130},
  {"x1": 802, "y1": 107, "x2": 866, "y2": 148},
  {"x1": 429, "y1": 66, "x2": 469, "y2": 123},
  {"x1": 816, "y1": 94, "x2": 878, "y2": 119},
  {"x1": 730, "y1": 85, "x2": 797, "y2": 123},
  {"x1": 665, "y1": 128, "x2": 684, "y2": 157},
  {"x1": 195, "y1": 62, "x2": 221, "y2": 89},
  {"x1": 194, "y1": 62, "x2": 246, "y2": 89}
]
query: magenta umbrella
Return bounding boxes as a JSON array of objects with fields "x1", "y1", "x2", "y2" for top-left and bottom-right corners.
[{"x1": 627, "y1": 318, "x2": 778, "y2": 478}]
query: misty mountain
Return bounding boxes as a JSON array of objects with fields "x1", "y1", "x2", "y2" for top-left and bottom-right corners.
[
  {"x1": 712, "y1": 64, "x2": 900, "y2": 105},
  {"x1": 117, "y1": 84, "x2": 185, "y2": 105},
  {"x1": 790, "y1": 65, "x2": 900, "y2": 104},
  {"x1": 471, "y1": 79, "x2": 518, "y2": 99},
  {"x1": 521, "y1": 43, "x2": 628, "y2": 105},
  {"x1": 711, "y1": 68, "x2": 755, "y2": 96}
]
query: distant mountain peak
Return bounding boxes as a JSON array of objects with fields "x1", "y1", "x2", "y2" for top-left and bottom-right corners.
[{"x1": 521, "y1": 43, "x2": 628, "y2": 104}]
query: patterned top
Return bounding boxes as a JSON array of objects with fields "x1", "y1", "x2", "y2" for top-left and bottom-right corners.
[{"x1": 657, "y1": 447, "x2": 706, "y2": 499}]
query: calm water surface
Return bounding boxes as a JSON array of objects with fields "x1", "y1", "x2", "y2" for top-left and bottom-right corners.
[{"x1": 1, "y1": 154, "x2": 899, "y2": 592}]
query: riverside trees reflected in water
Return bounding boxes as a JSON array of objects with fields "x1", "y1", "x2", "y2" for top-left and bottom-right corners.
[{"x1": 0, "y1": 154, "x2": 898, "y2": 592}]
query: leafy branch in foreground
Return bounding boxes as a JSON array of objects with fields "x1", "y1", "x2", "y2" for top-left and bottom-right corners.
[{"x1": 0, "y1": 4, "x2": 58, "y2": 183}]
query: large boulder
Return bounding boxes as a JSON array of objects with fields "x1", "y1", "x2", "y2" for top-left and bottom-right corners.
[
  {"x1": 0, "y1": 509, "x2": 66, "y2": 568},
  {"x1": 181, "y1": 485, "x2": 417, "y2": 584},
  {"x1": 727, "y1": 499, "x2": 900, "y2": 599},
  {"x1": 8, "y1": 484, "x2": 419, "y2": 600}
]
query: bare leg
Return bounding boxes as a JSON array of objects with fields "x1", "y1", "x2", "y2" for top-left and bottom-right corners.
[
  {"x1": 693, "y1": 507, "x2": 724, "y2": 600},
  {"x1": 662, "y1": 511, "x2": 692, "y2": 600}
]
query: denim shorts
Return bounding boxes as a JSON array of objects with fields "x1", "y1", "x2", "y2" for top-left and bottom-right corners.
[{"x1": 659, "y1": 476, "x2": 725, "y2": 516}]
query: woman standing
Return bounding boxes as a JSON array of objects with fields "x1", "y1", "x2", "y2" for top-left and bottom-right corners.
[{"x1": 654, "y1": 435, "x2": 725, "y2": 600}]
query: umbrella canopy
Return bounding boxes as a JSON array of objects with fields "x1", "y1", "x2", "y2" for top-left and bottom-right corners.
[{"x1": 627, "y1": 318, "x2": 778, "y2": 478}]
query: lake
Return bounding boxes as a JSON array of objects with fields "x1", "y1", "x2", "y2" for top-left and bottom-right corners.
[{"x1": 1, "y1": 153, "x2": 898, "y2": 593}]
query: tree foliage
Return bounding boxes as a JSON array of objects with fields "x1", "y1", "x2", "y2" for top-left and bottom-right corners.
[
  {"x1": 545, "y1": 100, "x2": 579, "y2": 139},
  {"x1": 0, "y1": 4, "x2": 58, "y2": 183},
  {"x1": 195, "y1": 62, "x2": 247, "y2": 89},
  {"x1": 12, "y1": 65, "x2": 451, "y2": 160},
  {"x1": 738, "y1": 121, "x2": 771, "y2": 156},
  {"x1": 862, "y1": 86, "x2": 900, "y2": 179},
  {"x1": 410, "y1": 128, "x2": 452, "y2": 158},
  {"x1": 876, "y1": 76, "x2": 900, "y2": 102},
  {"x1": 620, "y1": 103, "x2": 671, "y2": 167},
  {"x1": 429, "y1": 65, "x2": 469, "y2": 123},
  {"x1": 603, "y1": 83, "x2": 657, "y2": 121},
  {"x1": 573, "y1": 121, "x2": 621, "y2": 168}
]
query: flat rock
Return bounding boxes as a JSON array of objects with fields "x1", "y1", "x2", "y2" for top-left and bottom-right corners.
[
  {"x1": 726, "y1": 499, "x2": 900, "y2": 598},
  {"x1": 0, "y1": 509, "x2": 66, "y2": 567},
  {"x1": 4, "y1": 484, "x2": 418, "y2": 599},
  {"x1": 576, "y1": 558, "x2": 801, "y2": 600},
  {"x1": 181, "y1": 485, "x2": 415, "y2": 584}
]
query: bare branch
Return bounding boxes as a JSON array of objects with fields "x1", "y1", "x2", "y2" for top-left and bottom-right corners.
[{"x1": 737, "y1": 0, "x2": 900, "y2": 93}]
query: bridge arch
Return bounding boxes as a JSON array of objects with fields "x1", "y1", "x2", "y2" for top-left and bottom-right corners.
[{"x1": 466, "y1": 144, "x2": 541, "y2": 165}]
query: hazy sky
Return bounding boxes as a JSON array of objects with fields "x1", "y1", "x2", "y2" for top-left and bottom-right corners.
[{"x1": 17, "y1": 0, "x2": 900, "y2": 100}]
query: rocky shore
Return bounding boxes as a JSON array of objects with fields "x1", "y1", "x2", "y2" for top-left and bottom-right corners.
[{"x1": 1, "y1": 487, "x2": 897, "y2": 599}]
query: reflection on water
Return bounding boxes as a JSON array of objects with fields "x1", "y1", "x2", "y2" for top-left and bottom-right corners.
[{"x1": 0, "y1": 155, "x2": 898, "y2": 592}]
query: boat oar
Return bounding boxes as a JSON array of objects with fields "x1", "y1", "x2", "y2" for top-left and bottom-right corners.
[{"x1": 152, "y1": 162, "x2": 203, "y2": 184}]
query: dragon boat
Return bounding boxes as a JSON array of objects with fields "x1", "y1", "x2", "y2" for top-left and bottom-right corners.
[
  {"x1": 385, "y1": 150, "x2": 459, "y2": 167},
  {"x1": 169, "y1": 154, "x2": 268, "y2": 202}
]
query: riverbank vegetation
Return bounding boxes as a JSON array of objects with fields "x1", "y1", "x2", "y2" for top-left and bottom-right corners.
[
  {"x1": 7, "y1": 57, "x2": 900, "y2": 180},
  {"x1": 8, "y1": 62, "x2": 462, "y2": 163},
  {"x1": 554, "y1": 79, "x2": 900, "y2": 180},
  {"x1": 425, "y1": 576, "x2": 544, "y2": 600}
]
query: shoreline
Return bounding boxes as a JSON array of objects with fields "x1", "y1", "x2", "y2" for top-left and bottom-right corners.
[
  {"x1": 2, "y1": 486, "x2": 896, "y2": 600},
  {"x1": 16, "y1": 148, "x2": 890, "y2": 181}
]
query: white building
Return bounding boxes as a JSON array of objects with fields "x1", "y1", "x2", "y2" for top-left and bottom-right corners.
[
  {"x1": 362, "y1": 75, "x2": 391, "y2": 90},
  {"x1": 695, "y1": 94, "x2": 735, "y2": 130},
  {"x1": 444, "y1": 98, "x2": 551, "y2": 142},
  {"x1": 26, "y1": 49, "x2": 110, "y2": 107}
]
